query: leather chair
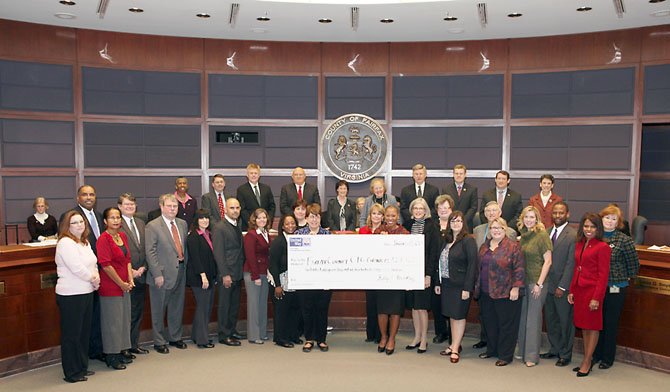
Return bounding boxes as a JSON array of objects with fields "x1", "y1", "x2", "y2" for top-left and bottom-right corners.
[{"x1": 631, "y1": 215, "x2": 648, "y2": 245}]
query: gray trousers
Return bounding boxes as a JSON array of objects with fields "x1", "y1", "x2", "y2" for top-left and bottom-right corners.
[
  {"x1": 149, "y1": 265, "x2": 186, "y2": 346},
  {"x1": 100, "y1": 292, "x2": 131, "y2": 354},
  {"x1": 243, "y1": 272, "x2": 269, "y2": 341},
  {"x1": 544, "y1": 291, "x2": 575, "y2": 360},
  {"x1": 190, "y1": 285, "x2": 215, "y2": 345},
  {"x1": 517, "y1": 284, "x2": 548, "y2": 364}
]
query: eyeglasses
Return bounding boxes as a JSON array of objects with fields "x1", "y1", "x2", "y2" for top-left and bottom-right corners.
[
  {"x1": 490, "y1": 226, "x2": 504, "y2": 231},
  {"x1": 70, "y1": 220, "x2": 85, "y2": 226},
  {"x1": 450, "y1": 219, "x2": 463, "y2": 223}
]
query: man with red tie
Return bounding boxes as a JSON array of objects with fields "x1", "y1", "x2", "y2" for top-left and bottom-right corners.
[
  {"x1": 201, "y1": 174, "x2": 231, "y2": 224},
  {"x1": 279, "y1": 167, "x2": 320, "y2": 216}
]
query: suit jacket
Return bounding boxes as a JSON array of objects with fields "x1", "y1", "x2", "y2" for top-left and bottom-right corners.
[
  {"x1": 279, "y1": 182, "x2": 320, "y2": 216},
  {"x1": 211, "y1": 219, "x2": 245, "y2": 282},
  {"x1": 442, "y1": 182, "x2": 478, "y2": 231},
  {"x1": 268, "y1": 233, "x2": 288, "y2": 286},
  {"x1": 243, "y1": 230, "x2": 270, "y2": 280},
  {"x1": 403, "y1": 217, "x2": 440, "y2": 276},
  {"x1": 359, "y1": 194, "x2": 401, "y2": 227},
  {"x1": 201, "y1": 191, "x2": 232, "y2": 224},
  {"x1": 185, "y1": 230, "x2": 218, "y2": 288},
  {"x1": 61, "y1": 206, "x2": 104, "y2": 256},
  {"x1": 119, "y1": 215, "x2": 147, "y2": 284},
  {"x1": 400, "y1": 182, "x2": 439, "y2": 223},
  {"x1": 440, "y1": 236, "x2": 479, "y2": 292},
  {"x1": 570, "y1": 238, "x2": 611, "y2": 303},
  {"x1": 476, "y1": 236, "x2": 525, "y2": 299},
  {"x1": 324, "y1": 197, "x2": 356, "y2": 231},
  {"x1": 473, "y1": 223, "x2": 517, "y2": 250},
  {"x1": 546, "y1": 225, "x2": 576, "y2": 293},
  {"x1": 144, "y1": 216, "x2": 188, "y2": 290},
  {"x1": 236, "y1": 182, "x2": 276, "y2": 231},
  {"x1": 528, "y1": 192, "x2": 564, "y2": 230},
  {"x1": 480, "y1": 188, "x2": 523, "y2": 231}
]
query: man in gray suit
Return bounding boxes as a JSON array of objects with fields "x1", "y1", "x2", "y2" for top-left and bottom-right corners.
[
  {"x1": 117, "y1": 193, "x2": 149, "y2": 355},
  {"x1": 472, "y1": 201, "x2": 517, "y2": 349},
  {"x1": 279, "y1": 167, "x2": 320, "y2": 216},
  {"x1": 540, "y1": 201, "x2": 576, "y2": 367},
  {"x1": 211, "y1": 198, "x2": 245, "y2": 346},
  {"x1": 145, "y1": 194, "x2": 189, "y2": 354},
  {"x1": 201, "y1": 174, "x2": 230, "y2": 224}
]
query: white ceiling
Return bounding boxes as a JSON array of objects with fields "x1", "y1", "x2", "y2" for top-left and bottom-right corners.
[{"x1": 1, "y1": 0, "x2": 669, "y2": 42}]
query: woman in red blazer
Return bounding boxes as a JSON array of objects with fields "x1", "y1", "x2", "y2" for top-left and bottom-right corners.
[
  {"x1": 243, "y1": 208, "x2": 272, "y2": 344},
  {"x1": 568, "y1": 213, "x2": 611, "y2": 377},
  {"x1": 528, "y1": 174, "x2": 563, "y2": 229}
]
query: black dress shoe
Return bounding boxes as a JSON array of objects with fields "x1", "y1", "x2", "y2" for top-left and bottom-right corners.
[
  {"x1": 555, "y1": 358, "x2": 571, "y2": 367},
  {"x1": 495, "y1": 360, "x2": 509, "y2": 367},
  {"x1": 598, "y1": 362, "x2": 612, "y2": 369},
  {"x1": 231, "y1": 332, "x2": 247, "y2": 340},
  {"x1": 197, "y1": 343, "x2": 215, "y2": 349},
  {"x1": 89, "y1": 353, "x2": 106, "y2": 362},
  {"x1": 364, "y1": 338, "x2": 375, "y2": 343},
  {"x1": 539, "y1": 352, "x2": 557, "y2": 359},
  {"x1": 169, "y1": 340, "x2": 187, "y2": 349},
  {"x1": 432, "y1": 334, "x2": 448, "y2": 344},
  {"x1": 85, "y1": 370, "x2": 95, "y2": 376},
  {"x1": 276, "y1": 341, "x2": 294, "y2": 348},
  {"x1": 129, "y1": 347, "x2": 150, "y2": 355},
  {"x1": 154, "y1": 345, "x2": 170, "y2": 354},
  {"x1": 107, "y1": 362, "x2": 126, "y2": 370},
  {"x1": 292, "y1": 338, "x2": 304, "y2": 345},
  {"x1": 473, "y1": 341, "x2": 487, "y2": 349},
  {"x1": 118, "y1": 356, "x2": 133, "y2": 364},
  {"x1": 478, "y1": 352, "x2": 493, "y2": 359},
  {"x1": 219, "y1": 337, "x2": 241, "y2": 346},
  {"x1": 121, "y1": 350, "x2": 136, "y2": 360},
  {"x1": 64, "y1": 376, "x2": 87, "y2": 383}
]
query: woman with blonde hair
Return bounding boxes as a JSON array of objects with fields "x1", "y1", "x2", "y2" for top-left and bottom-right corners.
[
  {"x1": 359, "y1": 203, "x2": 385, "y2": 344},
  {"x1": 516, "y1": 205, "x2": 552, "y2": 367},
  {"x1": 27, "y1": 196, "x2": 58, "y2": 242},
  {"x1": 359, "y1": 178, "x2": 401, "y2": 227}
]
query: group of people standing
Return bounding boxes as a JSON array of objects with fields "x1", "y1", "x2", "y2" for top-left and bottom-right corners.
[{"x1": 48, "y1": 162, "x2": 639, "y2": 383}]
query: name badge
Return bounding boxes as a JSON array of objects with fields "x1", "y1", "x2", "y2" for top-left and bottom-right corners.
[{"x1": 609, "y1": 286, "x2": 620, "y2": 294}]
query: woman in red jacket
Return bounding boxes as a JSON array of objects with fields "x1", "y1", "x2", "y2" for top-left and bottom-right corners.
[
  {"x1": 243, "y1": 208, "x2": 272, "y2": 344},
  {"x1": 568, "y1": 213, "x2": 611, "y2": 377}
]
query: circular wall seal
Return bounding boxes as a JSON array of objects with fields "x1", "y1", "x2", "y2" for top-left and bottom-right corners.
[{"x1": 322, "y1": 113, "x2": 388, "y2": 183}]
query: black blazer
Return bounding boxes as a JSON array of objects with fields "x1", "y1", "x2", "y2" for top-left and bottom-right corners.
[
  {"x1": 26, "y1": 214, "x2": 58, "y2": 241},
  {"x1": 236, "y1": 182, "x2": 276, "y2": 231},
  {"x1": 403, "y1": 217, "x2": 440, "y2": 277},
  {"x1": 442, "y1": 181, "x2": 478, "y2": 231},
  {"x1": 400, "y1": 182, "x2": 439, "y2": 224},
  {"x1": 60, "y1": 206, "x2": 104, "y2": 255},
  {"x1": 279, "y1": 182, "x2": 320, "y2": 216},
  {"x1": 211, "y1": 219, "x2": 245, "y2": 281},
  {"x1": 324, "y1": 198, "x2": 356, "y2": 231},
  {"x1": 186, "y1": 230, "x2": 218, "y2": 287},
  {"x1": 119, "y1": 215, "x2": 147, "y2": 284},
  {"x1": 268, "y1": 233, "x2": 288, "y2": 287},
  {"x1": 480, "y1": 187, "x2": 523, "y2": 232},
  {"x1": 440, "y1": 236, "x2": 478, "y2": 292}
]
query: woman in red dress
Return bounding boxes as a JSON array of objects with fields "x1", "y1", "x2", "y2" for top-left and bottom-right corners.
[{"x1": 568, "y1": 213, "x2": 611, "y2": 377}]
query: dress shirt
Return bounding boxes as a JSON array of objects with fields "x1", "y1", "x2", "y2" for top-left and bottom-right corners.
[
  {"x1": 161, "y1": 215, "x2": 182, "y2": 243},
  {"x1": 224, "y1": 215, "x2": 238, "y2": 227},
  {"x1": 540, "y1": 192, "x2": 552, "y2": 207},
  {"x1": 80, "y1": 205, "x2": 100, "y2": 238},
  {"x1": 122, "y1": 215, "x2": 141, "y2": 243}
]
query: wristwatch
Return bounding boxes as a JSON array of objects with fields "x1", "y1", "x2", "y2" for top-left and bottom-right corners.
[{"x1": 535, "y1": 282, "x2": 543, "y2": 289}]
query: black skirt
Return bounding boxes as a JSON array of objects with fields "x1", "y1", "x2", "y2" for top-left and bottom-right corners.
[
  {"x1": 376, "y1": 290, "x2": 405, "y2": 315},
  {"x1": 440, "y1": 282, "x2": 471, "y2": 320},
  {"x1": 406, "y1": 287, "x2": 431, "y2": 310}
]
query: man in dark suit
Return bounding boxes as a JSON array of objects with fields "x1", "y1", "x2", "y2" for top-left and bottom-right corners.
[
  {"x1": 442, "y1": 164, "x2": 478, "y2": 233},
  {"x1": 117, "y1": 192, "x2": 149, "y2": 355},
  {"x1": 145, "y1": 194, "x2": 189, "y2": 354},
  {"x1": 201, "y1": 174, "x2": 230, "y2": 224},
  {"x1": 541, "y1": 201, "x2": 576, "y2": 367},
  {"x1": 211, "y1": 198, "x2": 246, "y2": 346},
  {"x1": 480, "y1": 170, "x2": 523, "y2": 233},
  {"x1": 61, "y1": 185, "x2": 105, "y2": 361},
  {"x1": 237, "y1": 163, "x2": 276, "y2": 231},
  {"x1": 400, "y1": 163, "x2": 439, "y2": 223},
  {"x1": 279, "y1": 167, "x2": 320, "y2": 216}
]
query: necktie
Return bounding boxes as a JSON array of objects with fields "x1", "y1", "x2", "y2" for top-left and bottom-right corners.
[
  {"x1": 457, "y1": 185, "x2": 462, "y2": 197},
  {"x1": 297, "y1": 185, "x2": 303, "y2": 201},
  {"x1": 497, "y1": 190, "x2": 505, "y2": 207},
  {"x1": 417, "y1": 186, "x2": 422, "y2": 198},
  {"x1": 217, "y1": 193, "x2": 225, "y2": 220},
  {"x1": 551, "y1": 228, "x2": 558, "y2": 245},
  {"x1": 171, "y1": 221, "x2": 184, "y2": 260},
  {"x1": 340, "y1": 204, "x2": 346, "y2": 231},
  {"x1": 89, "y1": 211, "x2": 100, "y2": 239},
  {"x1": 254, "y1": 185, "x2": 261, "y2": 205},
  {"x1": 129, "y1": 217, "x2": 140, "y2": 244}
]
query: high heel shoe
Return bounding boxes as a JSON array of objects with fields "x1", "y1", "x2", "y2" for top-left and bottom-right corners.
[
  {"x1": 405, "y1": 343, "x2": 420, "y2": 350},
  {"x1": 377, "y1": 345, "x2": 386, "y2": 353},
  {"x1": 385, "y1": 347, "x2": 395, "y2": 355},
  {"x1": 417, "y1": 343, "x2": 428, "y2": 354},
  {"x1": 450, "y1": 352, "x2": 460, "y2": 363},
  {"x1": 576, "y1": 362, "x2": 594, "y2": 377}
]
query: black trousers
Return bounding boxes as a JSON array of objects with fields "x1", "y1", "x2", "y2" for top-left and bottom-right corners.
[
  {"x1": 57, "y1": 293, "x2": 93, "y2": 380},
  {"x1": 217, "y1": 279, "x2": 242, "y2": 339},
  {"x1": 479, "y1": 293, "x2": 522, "y2": 362},
  {"x1": 129, "y1": 282, "x2": 146, "y2": 349},
  {"x1": 431, "y1": 281, "x2": 450, "y2": 337},
  {"x1": 273, "y1": 290, "x2": 300, "y2": 343},
  {"x1": 299, "y1": 290, "x2": 332, "y2": 343},
  {"x1": 365, "y1": 290, "x2": 381, "y2": 341},
  {"x1": 88, "y1": 291, "x2": 103, "y2": 357},
  {"x1": 594, "y1": 286, "x2": 627, "y2": 366}
]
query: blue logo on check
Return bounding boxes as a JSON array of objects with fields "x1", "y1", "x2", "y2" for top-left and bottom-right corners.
[{"x1": 289, "y1": 238, "x2": 303, "y2": 247}]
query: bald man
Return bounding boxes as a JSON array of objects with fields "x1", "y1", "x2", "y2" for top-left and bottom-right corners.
[{"x1": 279, "y1": 167, "x2": 320, "y2": 215}]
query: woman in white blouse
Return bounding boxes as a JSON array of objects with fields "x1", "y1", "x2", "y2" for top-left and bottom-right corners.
[{"x1": 55, "y1": 210, "x2": 100, "y2": 383}]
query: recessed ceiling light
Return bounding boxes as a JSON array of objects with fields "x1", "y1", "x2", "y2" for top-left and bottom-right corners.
[
  {"x1": 445, "y1": 46, "x2": 465, "y2": 52},
  {"x1": 197, "y1": 13, "x2": 211, "y2": 18},
  {"x1": 448, "y1": 27, "x2": 464, "y2": 34},
  {"x1": 649, "y1": 0, "x2": 666, "y2": 3},
  {"x1": 507, "y1": 12, "x2": 522, "y2": 18},
  {"x1": 444, "y1": 14, "x2": 458, "y2": 21},
  {"x1": 577, "y1": 6, "x2": 592, "y2": 11},
  {"x1": 129, "y1": 7, "x2": 143, "y2": 13},
  {"x1": 251, "y1": 27, "x2": 268, "y2": 34},
  {"x1": 54, "y1": 12, "x2": 76, "y2": 19},
  {"x1": 59, "y1": 1, "x2": 76, "y2": 5},
  {"x1": 319, "y1": 18, "x2": 332, "y2": 23},
  {"x1": 651, "y1": 9, "x2": 670, "y2": 16},
  {"x1": 257, "y1": 15, "x2": 270, "y2": 21},
  {"x1": 380, "y1": 18, "x2": 394, "y2": 23}
]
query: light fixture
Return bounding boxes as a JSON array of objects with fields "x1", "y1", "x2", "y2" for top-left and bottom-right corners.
[
  {"x1": 229, "y1": 3, "x2": 239, "y2": 27},
  {"x1": 129, "y1": 7, "x2": 144, "y2": 13},
  {"x1": 445, "y1": 46, "x2": 465, "y2": 52},
  {"x1": 319, "y1": 18, "x2": 332, "y2": 23},
  {"x1": 507, "y1": 12, "x2": 522, "y2": 18},
  {"x1": 477, "y1": 3, "x2": 487, "y2": 27},
  {"x1": 649, "y1": 0, "x2": 665, "y2": 3},
  {"x1": 448, "y1": 27, "x2": 465, "y2": 34},
  {"x1": 96, "y1": 0, "x2": 109, "y2": 19},
  {"x1": 59, "y1": 1, "x2": 76, "y2": 5},
  {"x1": 251, "y1": 27, "x2": 268, "y2": 34},
  {"x1": 577, "y1": 6, "x2": 592, "y2": 11},
  {"x1": 197, "y1": 13, "x2": 211, "y2": 18},
  {"x1": 257, "y1": 13, "x2": 270, "y2": 21},
  {"x1": 380, "y1": 18, "x2": 394, "y2": 23},
  {"x1": 54, "y1": 12, "x2": 76, "y2": 19},
  {"x1": 351, "y1": 7, "x2": 359, "y2": 31},
  {"x1": 613, "y1": 0, "x2": 625, "y2": 18},
  {"x1": 651, "y1": 9, "x2": 670, "y2": 16},
  {"x1": 444, "y1": 13, "x2": 458, "y2": 21}
]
